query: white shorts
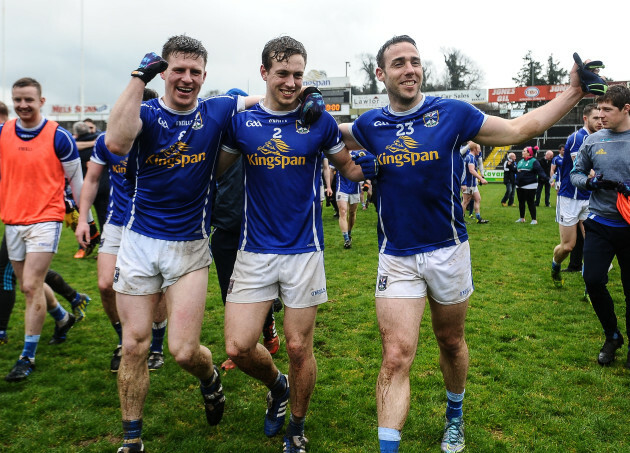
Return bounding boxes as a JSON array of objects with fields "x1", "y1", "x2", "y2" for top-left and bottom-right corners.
[
  {"x1": 227, "y1": 250, "x2": 327, "y2": 308},
  {"x1": 375, "y1": 242, "x2": 473, "y2": 305},
  {"x1": 4, "y1": 222, "x2": 62, "y2": 261},
  {"x1": 336, "y1": 192, "x2": 360, "y2": 204},
  {"x1": 555, "y1": 196, "x2": 589, "y2": 227},
  {"x1": 462, "y1": 185, "x2": 478, "y2": 195},
  {"x1": 113, "y1": 228, "x2": 211, "y2": 295},
  {"x1": 99, "y1": 223, "x2": 123, "y2": 255}
]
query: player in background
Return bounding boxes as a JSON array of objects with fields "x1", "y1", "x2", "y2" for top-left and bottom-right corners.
[
  {"x1": 0, "y1": 77, "x2": 94, "y2": 382},
  {"x1": 339, "y1": 36, "x2": 603, "y2": 453},
  {"x1": 551, "y1": 104, "x2": 602, "y2": 288},
  {"x1": 216, "y1": 35, "x2": 373, "y2": 453},
  {"x1": 570, "y1": 85, "x2": 630, "y2": 368},
  {"x1": 76, "y1": 88, "x2": 168, "y2": 373},
  {"x1": 335, "y1": 151, "x2": 362, "y2": 248},
  {"x1": 461, "y1": 141, "x2": 489, "y2": 224}
]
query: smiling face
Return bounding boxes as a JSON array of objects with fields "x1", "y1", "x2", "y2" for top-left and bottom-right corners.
[
  {"x1": 12, "y1": 85, "x2": 44, "y2": 128},
  {"x1": 261, "y1": 54, "x2": 305, "y2": 112},
  {"x1": 160, "y1": 52, "x2": 206, "y2": 111},
  {"x1": 376, "y1": 41, "x2": 423, "y2": 111}
]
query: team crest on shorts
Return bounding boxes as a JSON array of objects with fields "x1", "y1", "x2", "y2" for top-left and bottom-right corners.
[
  {"x1": 378, "y1": 275, "x2": 388, "y2": 291},
  {"x1": 113, "y1": 266, "x2": 120, "y2": 283},
  {"x1": 422, "y1": 110, "x2": 439, "y2": 127},
  {"x1": 227, "y1": 279, "x2": 234, "y2": 294}
]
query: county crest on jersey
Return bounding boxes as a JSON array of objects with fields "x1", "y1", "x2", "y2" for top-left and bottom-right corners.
[
  {"x1": 350, "y1": 95, "x2": 486, "y2": 256},
  {"x1": 125, "y1": 96, "x2": 238, "y2": 240},
  {"x1": 222, "y1": 102, "x2": 344, "y2": 254}
]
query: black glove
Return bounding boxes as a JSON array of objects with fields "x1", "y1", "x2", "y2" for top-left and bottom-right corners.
[
  {"x1": 586, "y1": 174, "x2": 618, "y2": 190},
  {"x1": 298, "y1": 87, "x2": 325, "y2": 126},
  {"x1": 352, "y1": 151, "x2": 379, "y2": 180},
  {"x1": 616, "y1": 181, "x2": 630, "y2": 197},
  {"x1": 573, "y1": 52, "x2": 607, "y2": 95},
  {"x1": 131, "y1": 52, "x2": 168, "y2": 85},
  {"x1": 84, "y1": 221, "x2": 101, "y2": 257}
]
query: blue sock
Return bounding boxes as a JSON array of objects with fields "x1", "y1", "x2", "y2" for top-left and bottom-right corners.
[
  {"x1": 552, "y1": 261, "x2": 561, "y2": 272},
  {"x1": 122, "y1": 419, "x2": 143, "y2": 448},
  {"x1": 475, "y1": 213, "x2": 481, "y2": 220},
  {"x1": 21, "y1": 335, "x2": 40, "y2": 360},
  {"x1": 150, "y1": 320, "x2": 167, "y2": 353},
  {"x1": 113, "y1": 322, "x2": 123, "y2": 344},
  {"x1": 269, "y1": 371, "x2": 287, "y2": 397},
  {"x1": 200, "y1": 367, "x2": 219, "y2": 391},
  {"x1": 48, "y1": 304, "x2": 68, "y2": 323},
  {"x1": 446, "y1": 389, "x2": 465, "y2": 420},
  {"x1": 287, "y1": 413, "x2": 305, "y2": 437},
  {"x1": 342, "y1": 232, "x2": 350, "y2": 241},
  {"x1": 378, "y1": 427, "x2": 401, "y2": 453}
]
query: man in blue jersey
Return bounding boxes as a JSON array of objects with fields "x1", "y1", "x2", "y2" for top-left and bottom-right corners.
[
  {"x1": 461, "y1": 141, "x2": 489, "y2": 224},
  {"x1": 76, "y1": 88, "x2": 168, "y2": 374},
  {"x1": 339, "y1": 35, "x2": 596, "y2": 453},
  {"x1": 0, "y1": 78, "x2": 92, "y2": 382},
  {"x1": 551, "y1": 104, "x2": 601, "y2": 288},
  {"x1": 105, "y1": 36, "x2": 259, "y2": 453},
  {"x1": 335, "y1": 151, "x2": 362, "y2": 248},
  {"x1": 216, "y1": 36, "x2": 371, "y2": 453},
  {"x1": 571, "y1": 85, "x2": 630, "y2": 368}
]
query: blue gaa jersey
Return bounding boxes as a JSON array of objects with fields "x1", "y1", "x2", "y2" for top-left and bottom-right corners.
[
  {"x1": 558, "y1": 127, "x2": 590, "y2": 200},
  {"x1": 222, "y1": 102, "x2": 344, "y2": 254},
  {"x1": 552, "y1": 154, "x2": 563, "y2": 182},
  {"x1": 91, "y1": 133, "x2": 130, "y2": 227},
  {"x1": 336, "y1": 150, "x2": 361, "y2": 195},
  {"x1": 462, "y1": 151, "x2": 478, "y2": 187},
  {"x1": 350, "y1": 96, "x2": 486, "y2": 255},
  {"x1": 126, "y1": 95, "x2": 240, "y2": 240}
]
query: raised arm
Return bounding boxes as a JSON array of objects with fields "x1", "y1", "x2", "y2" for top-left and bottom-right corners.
[
  {"x1": 106, "y1": 52, "x2": 168, "y2": 156},
  {"x1": 474, "y1": 57, "x2": 592, "y2": 146},
  {"x1": 105, "y1": 78, "x2": 144, "y2": 156}
]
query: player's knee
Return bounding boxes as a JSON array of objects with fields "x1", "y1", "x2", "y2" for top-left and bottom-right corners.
[
  {"x1": 435, "y1": 332, "x2": 465, "y2": 355},
  {"x1": 285, "y1": 339, "x2": 311, "y2": 365},
  {"x1": 122, "y1": 336, "x2": 151, "y2": 362},
  {"x1": 224, "y1": 341, "x2": 256, "y2": 361},
  {"x1": 381, "y1": 343, "x2": 415, "y2": 373}
]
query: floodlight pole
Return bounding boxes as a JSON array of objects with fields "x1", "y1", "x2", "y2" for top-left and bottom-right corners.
[{"x1": 345, "y1": 61, "x2": 350, "y2": 77}]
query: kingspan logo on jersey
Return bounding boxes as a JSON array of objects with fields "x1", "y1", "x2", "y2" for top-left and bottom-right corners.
[
  {"x1": 248, "y1": 138, "x2": 306, "y2": 169},
  {"x1": 111, "y1": 158, "x2": 129, "y2": 175},
  {"x1": 145, "y1": 141, "x2": 206, "y2": 169},
  {"x1": 379, "y1": 136, "x2": 439, "y2": 167}
]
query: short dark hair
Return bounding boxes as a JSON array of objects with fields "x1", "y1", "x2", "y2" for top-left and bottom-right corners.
[
  {"x1": 376, "y1": 35, "x2": 418, "y2": 69},
  {"x1": 261, "y1": 36, "x2": 307, "y2": 71},
  {"x1": 162, "y1": 35, "x2": 208, "y2": 67},
  {"x1": 0, "y1": 101, "x2": 8, "y2": 118},
  {"x1": 596, "y1": 85, "x2": 630, "y2": 112},
  {"x1": 143, "y1": 88, "x2": 159, "y2": 101},
  {"x1": 12, "y1": 77, "x2": 42, "y2": 96},
  {"x1": 582, "y1": 103, "x2": 599, "y2": 117}
]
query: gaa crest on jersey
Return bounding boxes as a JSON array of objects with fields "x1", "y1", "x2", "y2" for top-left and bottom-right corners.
[
  {"x1": 192, "y1": 111, "x2": 203, "y2": 130},
  {"x1": 113, "y1": 266, "x2": 120, "y2": 283},
  {"x1": 378, "y1": 275, "x2": 388, "y2": 291},
  {"x1": 422, "y1": 110, "x2": 439, "y2": 127}
]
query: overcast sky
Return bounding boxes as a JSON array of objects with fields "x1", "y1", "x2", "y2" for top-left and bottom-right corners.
[{"x1": 1, "y1": 0, "x2": 627, "y2": 114}]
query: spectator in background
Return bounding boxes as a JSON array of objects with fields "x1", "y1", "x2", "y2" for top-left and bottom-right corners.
[
  {"x1": 515, "y1": 146, "x2": 548, "y2": 224},
  {"x1": 501, "y1": 152, "x2": 517, "y2": 207},
  {"x1": 83, "y1": 118, "x2": 100, "y2": 134},
  {"x1": 535, "y1": 150, "x2": 554, "y2": 207},
  {"x1": 461, "y1": 141, "x2": 489, "y2": 224},
  {"x1": 0, "y1": 101, "x2": 8, "y2": 123}
]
